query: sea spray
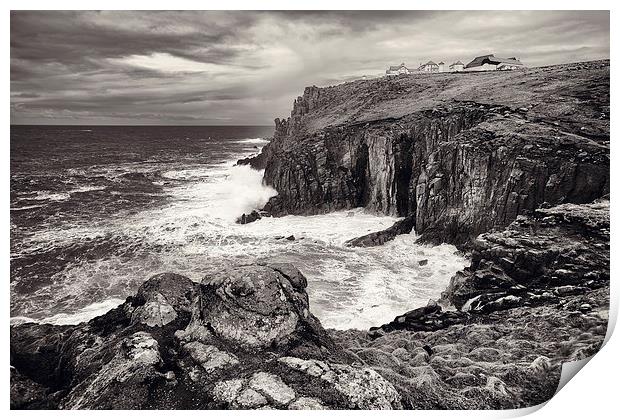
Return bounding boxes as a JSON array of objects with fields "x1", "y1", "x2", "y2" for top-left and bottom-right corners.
[{"x1": 201, "y1": 164, "x2": 277, "y2": 222}]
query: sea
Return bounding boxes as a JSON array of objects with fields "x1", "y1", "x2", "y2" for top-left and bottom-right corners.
[{"x1": 10, "y1": 125, "x2": 467, "y2": 330}]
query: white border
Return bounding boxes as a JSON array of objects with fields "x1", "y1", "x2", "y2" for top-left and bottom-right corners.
[{"x1": 3, "y1": 1, "x2": 617, "y2": 418}]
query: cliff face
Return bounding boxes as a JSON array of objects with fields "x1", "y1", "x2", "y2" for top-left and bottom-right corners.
[{"x1": 252, "y1": 61, "x2": 609, "y2": 245}]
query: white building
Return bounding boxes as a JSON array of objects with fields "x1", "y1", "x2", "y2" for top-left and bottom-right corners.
[
  {"x1": 449, "y1": 61, "x2": 465, "y2": 72},
  {"x1": 465, "y1": 54, "x2": 525, "y2": 71},
  {"x1": 385, "y1": 63, "x2": 410, "y2": 76},
  {"x1": 438, "y1": 62, "x2": 446, "y2": 72},
  {"x1": 418, "y1": 61, "x2": 439, "y2": 72}
]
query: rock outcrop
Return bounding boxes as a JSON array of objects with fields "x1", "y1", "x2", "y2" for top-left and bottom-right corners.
[
  {"x1": 10, "y1": 264, "x2": 401, "y2": 410},
  {"x1": 443, "y1": 198, "x2": 609, "y2": 311},
  {"x1": 335, "y1": 199, "x2": 609, "y2": 409},
  {"x1": 367, "y1": 198, "x2": 609, "y2": 333},
  {"x1": 244, "y1": 60, "x2": 609, "y2": 246},
  {"x1": 345, "y1": 215, "x2": 415, "y2": 247}
]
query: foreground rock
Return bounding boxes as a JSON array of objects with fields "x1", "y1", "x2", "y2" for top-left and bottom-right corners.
[
  {"x1": 333, "y1": 287, "x2": 608, "y2": 409},
  {"x1": 337, "y1": 199, "x2": 609, "y2": 409},
  {"x1": 11, "y1": 201, "x2": 609, "y2": 410},
  {"x1": 10, "y1": 266, "x2": 401, "y2": 409}
]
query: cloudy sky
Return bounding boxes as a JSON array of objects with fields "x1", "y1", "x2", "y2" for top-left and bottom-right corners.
[{"x1": 11, "y1": 10, "x2": 609, "y2": 125}]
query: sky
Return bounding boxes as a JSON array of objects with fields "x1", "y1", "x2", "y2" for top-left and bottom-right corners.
[{"x1": 10, "y1": 10, "x2": 610, "y2": 125}]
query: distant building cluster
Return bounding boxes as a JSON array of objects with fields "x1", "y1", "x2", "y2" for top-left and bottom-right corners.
[{"x1": 385, "y1": 54, "x2": 524, "y2": 76}]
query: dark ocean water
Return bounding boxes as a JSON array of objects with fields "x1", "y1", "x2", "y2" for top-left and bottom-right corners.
[{"x1": 10, "y1": 125, "x2": 465, "y2": 329}]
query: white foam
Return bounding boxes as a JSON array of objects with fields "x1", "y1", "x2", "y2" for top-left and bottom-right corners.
[
  {"x1": 13, "y1": 152, "x2": 467, "y2": 330},
  {"x1": 234, "y1": 138, "x2": 270, "y2": 144},
  {"x1": 69, "y1": 185, "x2": 106, "y2": 194},
  {"x1": 47, "y1": 299, "x2": 125, "y2": 325},
  {"x1": 32, "y1": 191, "x2": 71, "y2": 201},
  {"x1": 11, "y1": 204, "x2": 45, "y2": 211},
  {"x1": 10, "y1": 298, "x2": 125, "y2": 326}
]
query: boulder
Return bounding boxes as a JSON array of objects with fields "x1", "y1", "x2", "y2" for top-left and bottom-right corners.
[
  {"x1": 130, "y1": 273, "x2": 197, "y2": 327},
  {"x1": 198, "y1": 264, "x2": 326, "y2": 350}
]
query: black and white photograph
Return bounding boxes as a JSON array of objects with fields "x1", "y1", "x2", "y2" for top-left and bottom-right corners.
[{"x1": 7, "y1": 3, "x2": 614, "y2": 413}]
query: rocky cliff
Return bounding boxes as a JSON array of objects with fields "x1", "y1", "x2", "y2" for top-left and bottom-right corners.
[{"x1": 250, "y1": 60, "x2": 609, "y2": 245}]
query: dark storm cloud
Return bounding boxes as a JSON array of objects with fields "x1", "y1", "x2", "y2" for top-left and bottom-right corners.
[{"x1": 10, "y1": 10, "x2": 610, "y2": 125}]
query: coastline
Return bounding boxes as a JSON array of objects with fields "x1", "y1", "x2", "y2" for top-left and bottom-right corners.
[{"x1": 10, "y1": 60, "x2": 610, "y2": 410}]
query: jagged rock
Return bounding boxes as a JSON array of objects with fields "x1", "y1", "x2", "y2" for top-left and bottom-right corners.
[
  {"x1": 255, "y1": 61, "x2": 608, "y2": 246},
  {"x1": 442, "y1": 200, "x2": 609, "y2": 311},
  {"x1": 345, "y1": 215, "x2": 415, "y2": 247},
  {"x1": 369, "y1": 299, "x2": 469, "y2": 337},
  {"x1": 10, "y1": 369, "x2": 52, "y2": 409},
  {"x1": 183, "y1": 342, "x2": 239, "y2": 373},
  {"x1": 236, "y1": 150, "x2": 269, "y2": 170},
  {"x1": 236, "y1": 388, "x2": 268, "y2": 408},
  {"x1": 212, "y1": 379, "x2": 245, "y2": 405},
  {"x1": 236, "y1": 210, "x2": 262, "y2": 224},
  {"x1": 248, "y1": 372, "x2": 296, "y2": 405},
  {"x1": 279, "y1": 357, "x2": 402, "y2": 409},
  {"x1": 61, "y1": 331, "x2": 162, "y2": 409}
]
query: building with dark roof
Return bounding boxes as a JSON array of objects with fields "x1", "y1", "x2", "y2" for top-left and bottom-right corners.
[{"x1": 465, "y1": 54, "x2": 525, "y2": 71}]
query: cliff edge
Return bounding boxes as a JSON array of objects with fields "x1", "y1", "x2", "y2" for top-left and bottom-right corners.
[{"x1": 249, "y1": 60, "x2": 609, "y2": 245}]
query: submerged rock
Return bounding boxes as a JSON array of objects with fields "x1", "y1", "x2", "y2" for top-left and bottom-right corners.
[{"x1": 236, "y1": 210, "x2": 263, "y2": 224}]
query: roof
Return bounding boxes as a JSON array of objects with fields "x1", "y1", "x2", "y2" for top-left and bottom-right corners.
[
  {"x1": 424, "y1": 60, "x2": 438, "y2": 66},
  {"x1": 465, "y1": 54, "x2": 524, "y2": 68},
  {"x1": 438, "y1": 62, "x2": 445, "y2": 65},
  {"x1": 387, "y1": 63, "x2": 408, "y2": 71},
  {"x1": 450, "y1": 61, "x2": 464, "y2": 66}
]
